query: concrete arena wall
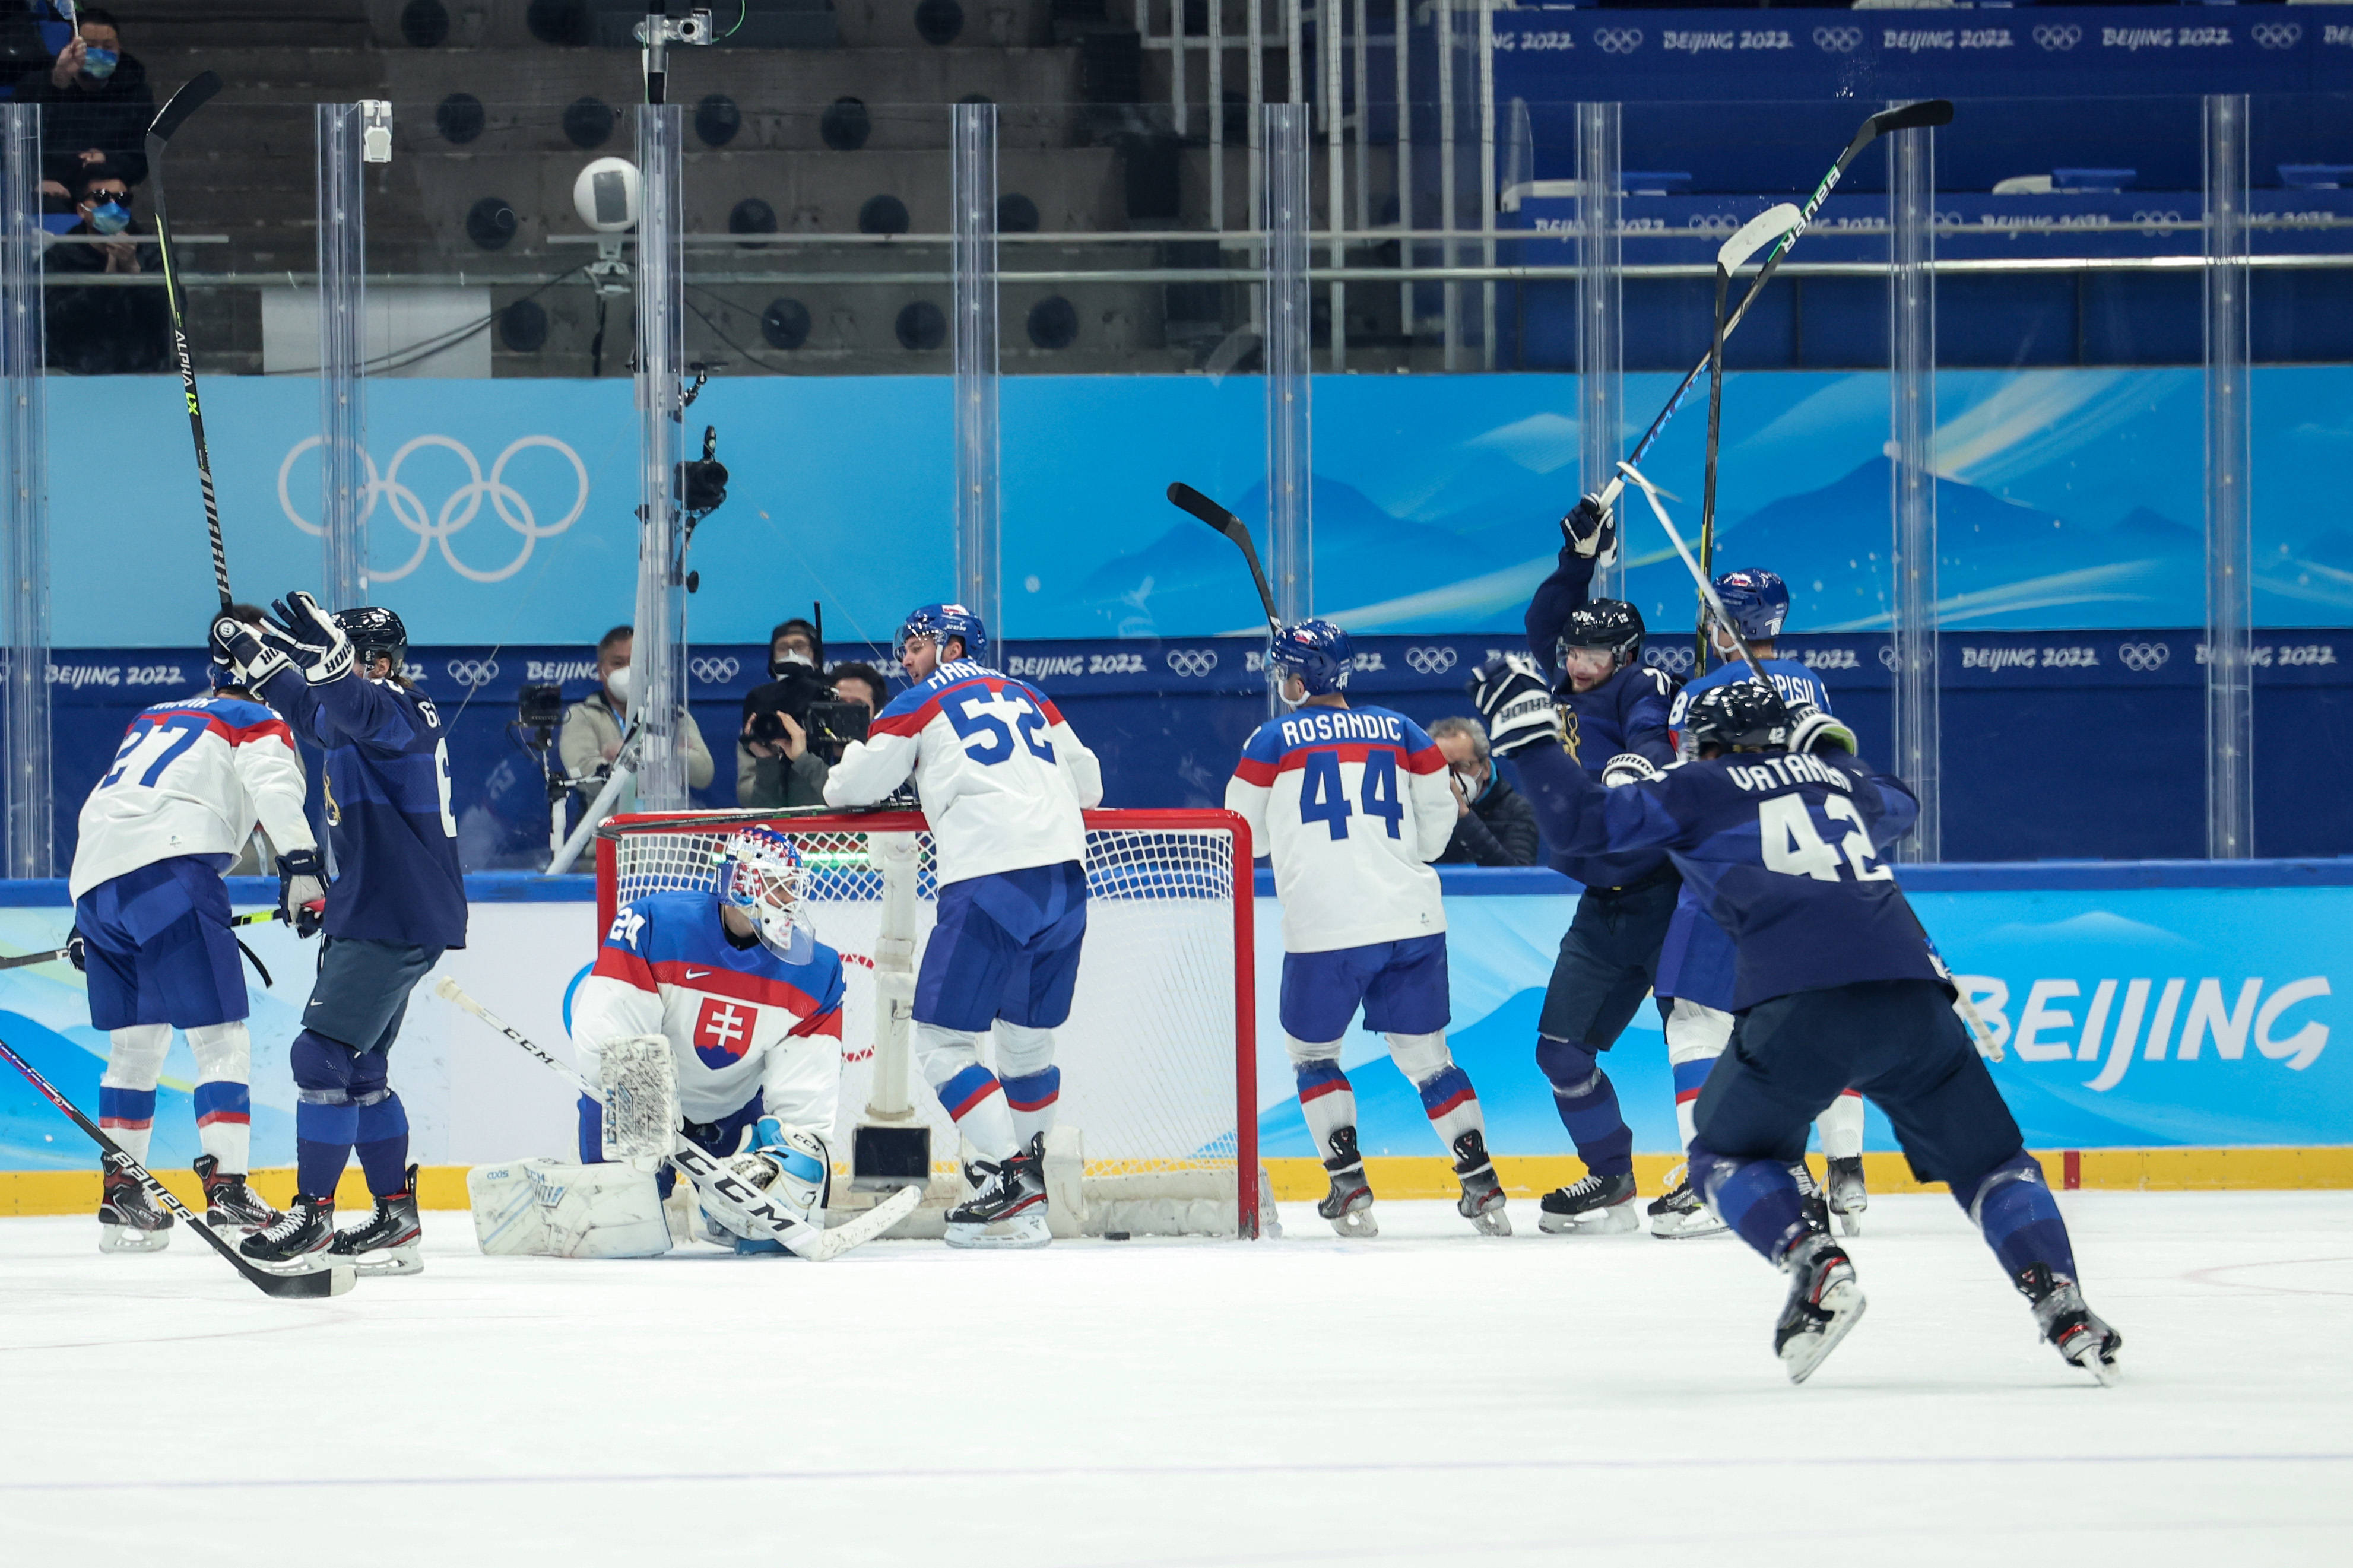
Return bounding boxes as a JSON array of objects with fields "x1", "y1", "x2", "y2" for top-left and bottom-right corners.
[{"x1": 2, "y1": 865, "x2": 2348, "y2": 1211}]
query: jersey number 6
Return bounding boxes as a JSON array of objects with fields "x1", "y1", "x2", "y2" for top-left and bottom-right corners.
[
  {"x1": 944, "y1": 687, "x2": 1057, "y2": 767},
  {"x1": 1299, "y1": 750, "x2": 1403, "y2": 842}
]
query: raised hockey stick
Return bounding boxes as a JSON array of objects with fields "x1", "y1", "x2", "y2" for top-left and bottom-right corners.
[
  {"x1": 431, "y1": 977, "x2": 922, "y2": 1261},
  {"x1": 1696, "y1": 204, "x2": 1802, "y2": 674},
  {"x1": 0, "y1": 1034, "x2": 356, "y2": 1298},
  {"x1": 146, "y1": 71, "x2": 233, "y2": 608},
  {"x1": 1589, "y1": 100, "x2": 1953, "y2": 522},
  {"x1": 1166, "y1": 482, "x2": 1282, "y2": 639}
]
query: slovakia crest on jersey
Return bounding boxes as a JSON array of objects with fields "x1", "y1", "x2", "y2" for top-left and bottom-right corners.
[{"x1": 692, "y1": 996, "x2": 758, "y2": 1067}]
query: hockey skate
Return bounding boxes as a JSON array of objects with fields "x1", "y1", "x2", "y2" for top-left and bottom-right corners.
[
  {"x1": 1793, "y1": 1161, "x2": 1831, "y2": 1239},
  {"x1": 944, "y1": 1135, "x2": 1050, "y2": 1250},
  {"x1": 1451, "y1": 1129, "x2": 1511, "y2": 1237},
  {"x1": 1537, "y1": 1169, "x2": 1638, "y2": 1235},
  {"x1": 1775, "y1": 1232, "x2": 1867, "y2": 1385},
  {"x1": 240, "y1": 1194, "x2": 336, "y2": 1268},
  {"x1": 97, "y1": 1169, "x2": 173, "y2": 1254},
  {"x1": 1825, "y1": 1156, "x2": 1867, "y2": 1237},
  {"x1": 1317, "y1": 1126, "x2": 1377, "y2": 1238},
  {"x1": 2016, "y1": 1264, "x2": 2123, "y2": 1386},
  {"x1": 195, "y1": 1154, "x2": 278, "y2": 1233},
  {"x1": 329, "y1": 1165, "x2": 424, "y2": 1276},
  {"x1": 1645, "y1": 1164, "x2": 1728, "y2": 1240}
]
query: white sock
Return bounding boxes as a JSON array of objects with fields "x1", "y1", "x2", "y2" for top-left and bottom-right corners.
[{"x1": 1817, "y1": 1091, "x2": 1866, "y2": 1160}]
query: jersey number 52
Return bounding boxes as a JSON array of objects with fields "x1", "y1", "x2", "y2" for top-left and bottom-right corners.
[
  {"x1": 1759, "y1": 793, "x2": 1890, "y2": 883},
  {"x1": 943, "y1": 687, "x2": 1056, "y2": 767}
]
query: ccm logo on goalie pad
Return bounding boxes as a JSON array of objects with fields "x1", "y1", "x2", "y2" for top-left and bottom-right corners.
[{"x1": 693, "y1": 998, "x2": 757, "y2": 1065}]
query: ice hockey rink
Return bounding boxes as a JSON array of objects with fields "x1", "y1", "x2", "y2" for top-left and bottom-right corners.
[{"x1": 2, "y1": 1191, "x2": 2346, "y2": 1567}]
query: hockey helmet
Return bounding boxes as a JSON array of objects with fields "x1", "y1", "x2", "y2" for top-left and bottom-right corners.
[
  {"x1": 893, "y1": 602, "x2": 988, "y2": 667},
  {"x1": 1683, "y1": 680, "x2": 1793, "y2": 754},
  {"x1": 1268, "y1": 618, "x2": 1353, "y2": 699},
  {"x1": 715, "y1": 825, "x2": 816, "y2": 965},
  {"x1": 1557, "y1": 599, "x2": 1646, "y2": 677},
  {"x1": 334, "y1": 605, "x2": 409, "y2": 672},
  {"x1": 1707, "y1": 569, "x2": 1791, "y2": 643}
]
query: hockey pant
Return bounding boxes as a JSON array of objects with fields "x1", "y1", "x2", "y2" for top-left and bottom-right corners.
[
  {"x1": 1666, "y1": 998, "x2": 1864, "y2": 1160},
  {"x1": 97, "y1": 1021, "x2": 254, "y2": 1172},
  {"x1": 290, "y1": 937, "x2": 440, "y2": 1203},
  {"x1": 915, "y1": 1020, "x2": 1058, "y2": 1163},
  {"x1": 1287, "y1": 1030, "x2": 1484, "y2": 1172}
]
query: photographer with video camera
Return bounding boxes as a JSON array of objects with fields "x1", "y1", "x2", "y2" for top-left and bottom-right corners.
[{"x1": 735, "y1": 623, "x2": 880, "y2": 809}]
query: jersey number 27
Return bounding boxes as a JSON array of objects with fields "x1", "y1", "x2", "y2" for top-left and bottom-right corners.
[{"x1": 1759, "y1": 793, "x2": 1889, "y2": 883}]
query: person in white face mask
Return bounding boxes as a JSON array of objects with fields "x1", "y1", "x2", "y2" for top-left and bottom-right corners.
[{"x1": 559, "y1": 623, "x2": 715, "y2": 816}]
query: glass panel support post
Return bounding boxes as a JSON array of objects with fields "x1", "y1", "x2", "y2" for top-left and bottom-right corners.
[
  {"x1": 952, "y1": 101, "x2": 1001, "y2": 638},
  {"x1": 316, "y1": 102, "x2": 367, "y2": 610},
  {"x1": 1263, "y1": 103, "x2": 1313, "y2": 639},
  {"x1": 1575, "y1": 102, "x2": 1623, "y2": 599},
  {"x1": 1888, "y1": 114, "x2": 1939, "y2": 862},
  {"x1": 0, "y1": 104, "x2": 47, "y2": 878},
  {"x1": 2203, "y1": 93, "x2": 2253, "y2": 859},
  {"x1": 629, "y1": 102, "x2": 689, "y2": 811}
]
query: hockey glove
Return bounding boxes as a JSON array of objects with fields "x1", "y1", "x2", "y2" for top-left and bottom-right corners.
[
  {"x1": 1560, "y1": 493, "x2": 1618, "y2": 562},
  {"x1": 265, "y1": 591, "x2": 354, "y2": 686},
  {"x1": 65, "y1": 929, "x2": 85, "y2": 972},
  {"x1": 1602, "y1": 752, "x2": 1666, "y2": 788},
  {"x1": 210, "y1": 615, "x2": 292, "y2": 689},
  {"x1": 1786, "y1": 707, "x2": 1857, "y2": 757},
  {"x1": 277, "y1": 848, "x2": 329, "y2": 938},
  {"x1": 1466, "y1": 653, "x2": 1562, "y2": 758}
]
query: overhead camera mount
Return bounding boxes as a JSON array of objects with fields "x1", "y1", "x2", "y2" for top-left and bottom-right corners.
[{"x1": 636, "y1": 4, "x2": 715, "y2": 107}]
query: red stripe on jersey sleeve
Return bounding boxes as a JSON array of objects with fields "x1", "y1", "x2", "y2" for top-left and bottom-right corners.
[
  {"x1": 224, "y1": 716, "x2": 296, "y2": 747},
  {"x1": 867, "y1": 701, "x2": 935, "y2": 740},
  {"x1": 592, "y1": 944, "x2": 660, "y2": 993},
  {"x1": 790, "y1": 1005, "x2": 845, "y2": 1040},
  {"x1": 1232, "y1": 755, "x2": 1279, "y2": 788},
  {"x1": 1402, "y1": 744, "x2": 1448, "y2": 775}
]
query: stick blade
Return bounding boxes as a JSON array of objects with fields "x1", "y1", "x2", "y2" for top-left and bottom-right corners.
[
  {"x1": 1870, "y1": 99, "x2": 1954, "y2": 138},
  {"x1": 1716, "y1": 202, "x2": 1803, "y2": 272},
  {"x1": 253, "y1": 1259, "x2": 357, "y2": 1298},
  {"x1": 148, "y1": 70, "x2": 223, "y2": 146},
  {"x1": 1166, "y1": 481, "x2": 1242, "y2": 538}
]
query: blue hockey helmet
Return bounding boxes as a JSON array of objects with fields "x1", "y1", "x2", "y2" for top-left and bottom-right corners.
[
  {"x1": 1268, "y1": 618, "x2": 1353, "y2": 697},
  {"x1": 715, "y1": 825, "x2": 816, "y2": 964},
  {"x1": 893, "y1": 602, "x2": 988, "y2": 666},
  {"x1": 1708, "y1": 569, "x2": 1791, "y2": 642}
]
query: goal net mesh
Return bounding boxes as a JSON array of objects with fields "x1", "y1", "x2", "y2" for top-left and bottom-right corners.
[{"x1": 602, "y1": 812, "x2": 1252, "y2": 1232}]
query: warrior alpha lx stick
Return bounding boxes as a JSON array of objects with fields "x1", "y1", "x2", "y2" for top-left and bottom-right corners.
[
  {"x1": 1697, "y1": 204, "x2": 1802, "y2": 671},
  {"x1": 146, "y1": 70, "x2": 233, "y2": 608}
]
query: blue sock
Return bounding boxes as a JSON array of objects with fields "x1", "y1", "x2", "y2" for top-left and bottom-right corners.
[
  {"x1": 1958, "y1": 1154, "x2": 2077, "y2": 1281},
  {"x1": 1689, "y1": 1144, "x2": 1812, "y2": 1264},
  {"x1": 294, "y1": 1099, "x2": 356, "y2": 1201},
  {"x1": 355, "y1": 1090, "x2": 411, "y2": 1196},
  {"x1": 1534, "y1": 1037, "x2": 1634, "y2": 1177}
]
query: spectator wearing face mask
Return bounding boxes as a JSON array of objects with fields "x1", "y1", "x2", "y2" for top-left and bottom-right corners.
[
  {"x1": 560, "y1": 624, "x2": 715, "y2": 814},
  {"x1": 1428, "y1": 715, "x2": 1540, "y2": 867},
  {"x1": 45, "y1": 162, "x2": 167, "y2": 376},
  {"x1": 22, "y1": 9, "x2": 154, "y2": 193}
]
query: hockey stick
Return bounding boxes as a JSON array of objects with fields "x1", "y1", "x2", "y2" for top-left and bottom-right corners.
[
  {"x1": 431, "y1": 978, "x2": 922, "y2": 1261},
  {"x1": 146, "y1": 71, "x2": 233, "y2": 608},
  {"x1": 1696, "y1": 204, "x2": 1802, "y2": 674},
  {"x1": 1590, "y1": 100, "x2": 1953, "y2": 522},
  {"x1": 0, "y1": 1034, "x2": 356, "y2": 1298},
  {"x1": 1166, "y1": 482, "x2": 1282, "y2": 639},
  {"x1": 0, "y1": 907, "x2": 310, "y2": 974}
]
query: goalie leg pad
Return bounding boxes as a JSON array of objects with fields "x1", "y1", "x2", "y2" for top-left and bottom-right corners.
[
  {"x1": 467, "y1": 1158, "x2": 673, "y2": 1258},
  {"x1": 597, "y1": 1035, "x2": 681, "y2": 1161}
]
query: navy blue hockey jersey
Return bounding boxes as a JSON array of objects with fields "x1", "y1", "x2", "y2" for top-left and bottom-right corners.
[
  {"x1": 258, "y1": 665, "x2": 468, "y2": 950},
  {"x1": 1514, "y1": 739, "x2": 1931, "y2": 1010}
]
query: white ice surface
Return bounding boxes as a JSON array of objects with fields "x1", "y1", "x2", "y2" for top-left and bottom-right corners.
[{"x1": 2, "y1": 1192, "x2": 2349, "y2": 1567}]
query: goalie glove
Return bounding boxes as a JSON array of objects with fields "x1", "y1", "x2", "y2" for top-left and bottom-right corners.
[
  {"x1": 1785, "y1": 706, "x2": 1857, "y2": 757},
  {"x1": 1602, "y1": 752, "x2": 1666, "y2": 788},
  {"x1": 265, "y1": 591, "x2": 354, "y2": 686},
  {"x1": 1466, "y1": 653, "x2": 1562, "y2": 759},
  {"x1": 210, "y1": 615, "x2": 291, "y2": 688},
  {"x1": 1559, "y1": 493, "x2": 1618, "y2": 563},
  {"x1": 275, "y1": 848, "x2": 329, "y2": 937}
]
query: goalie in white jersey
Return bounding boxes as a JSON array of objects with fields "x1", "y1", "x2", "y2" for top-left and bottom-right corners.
[
  {"x1": 1225, "y1": 620, "x2": 1510, "y2": 1238},
  {"x1": 66, "y1": 614, "x2": 328, "y2": 1251},
  {"x1": 557, "y1": 826, "x2": 846, "y2": 1256},
  {"x1": 823, "y1": 602, "x2": 1103, "y2": 1249}
]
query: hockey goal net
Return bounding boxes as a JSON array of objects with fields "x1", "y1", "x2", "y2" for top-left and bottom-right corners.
[{"x1": 596, "y1": 809, "x2": 1263, "y2": 1238}]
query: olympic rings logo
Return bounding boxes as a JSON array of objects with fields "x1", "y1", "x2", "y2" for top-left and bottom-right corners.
[
  {"x1": 2252, "y1": 23, "x2": 2300, "y2": 50},
  {"x1": 1593, "y1": 27, "x2": 1643, "y2": 55},
  {"x1": 1644, "y1": 646, "x2": 1694, "y2": 674},
  {"x1": 445, "y1": 658, "x2": 501, "y2": 690},
  {"x1": 1812, "y1": 26, "x2": 1862, "y2": 54},
  {"x1": 1405, "y1": 645, "x2": 1457, "y2": 675},
  {"x1": 278, "y1": 434, "x2": 591, "y2": 585},
  {"x1": 689, "y1": 656, "x2": 741, "y2": 684},
  {"x1": 2119, "y1": 642, "x2": 2171, "y2": 672},
  {"x1": 1878, "y1": 645, "x2": 1902, "y2": 670},
  {"x1": 1165, "y1": 648, "x2": 1219, "y2": 678},
  {"x1": 2032, "y1": 24, "x2": 2081, "y2": 52}
]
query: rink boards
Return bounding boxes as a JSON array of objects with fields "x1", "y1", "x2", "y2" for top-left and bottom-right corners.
[{"x1": 0, "y1": 863, "x2": 2348, "y2": 1208}]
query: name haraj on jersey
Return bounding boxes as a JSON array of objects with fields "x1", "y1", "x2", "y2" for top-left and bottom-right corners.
[
  {"x1": 573, "y1": 890, "x2": 848, "y2": 1125},
  {"x1": 1225, "y1": 704, "x2": 1454, "y2": 953}
]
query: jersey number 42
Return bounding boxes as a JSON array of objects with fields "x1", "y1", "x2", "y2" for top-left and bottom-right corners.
[{"x1": 1758, "y1": 793, "x2": 1890, "y2": 884}]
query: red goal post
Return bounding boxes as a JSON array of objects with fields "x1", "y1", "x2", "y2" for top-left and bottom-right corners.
[{"x1": 595, "y1": 807, "x2": 1262, "y2": 1238}]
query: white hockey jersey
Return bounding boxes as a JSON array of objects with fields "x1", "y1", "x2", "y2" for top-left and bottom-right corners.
[
  {"x1": 823, "y1": 659, "x2": 1102, "y2": 885},
  {"x1": 1225, "y1": 702, "x2": 1453, "y2": 953},
  {"x1": 573, "y1": 890, "x2": 847, "y2": 1128},
  {"x1": 69, "y1": 693, "x2": 317, "y2": 900}
]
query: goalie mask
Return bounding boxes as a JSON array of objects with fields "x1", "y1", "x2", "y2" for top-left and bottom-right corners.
[{"x1": 714, "y1": 826, "x2": 817, "y2": 965}]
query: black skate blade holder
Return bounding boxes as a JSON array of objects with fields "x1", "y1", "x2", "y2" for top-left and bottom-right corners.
[{"x1": 851, "y1": 1124, "x2": 931, "y2": 1191}]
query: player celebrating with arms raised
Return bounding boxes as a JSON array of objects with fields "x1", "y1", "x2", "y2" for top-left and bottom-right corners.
[
  {"x1": 1226, "y1": 620, "x2": 1508, "y2": 1239},
  {"x1": 824, "y1": 604, "x2": 1102, "y2": 1249}
]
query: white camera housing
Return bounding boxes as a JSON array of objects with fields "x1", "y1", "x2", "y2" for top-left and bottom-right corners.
[{"x1": 574, "y1": 157, "x2": 642, "y2": 233}]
